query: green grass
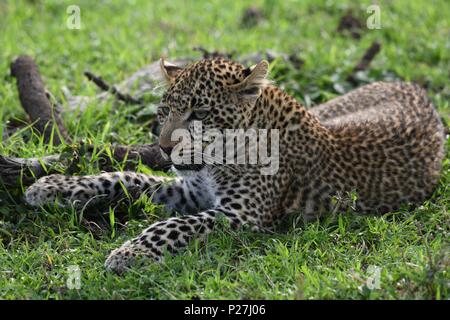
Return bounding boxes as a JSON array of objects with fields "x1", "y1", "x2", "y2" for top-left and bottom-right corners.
[{"x1": 0, "y1": 0, "x2": 449, "y2": 299}]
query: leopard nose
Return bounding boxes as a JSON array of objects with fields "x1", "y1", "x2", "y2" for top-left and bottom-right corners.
[{"x1": 160, "y1": 146, "x2": 173, "y2": 158}]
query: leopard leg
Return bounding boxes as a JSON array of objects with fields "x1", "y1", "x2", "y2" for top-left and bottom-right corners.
[
  {"x1": 104, "y1": 205, "x2": 259, "y2": 273},
  {"x1": 151, "y1": 175, "x2": 216, "y2": 214},
  {"x1": 24, "y1": 171, "x2": 216, "y2": 214},
  {"x1": 24, "y1": 171, "x2": 170, "y2": 208}
]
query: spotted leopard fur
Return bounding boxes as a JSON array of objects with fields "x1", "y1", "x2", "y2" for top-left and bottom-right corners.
[{"x1": 25, "y1": 57, "x2": 445, "y2": 273}]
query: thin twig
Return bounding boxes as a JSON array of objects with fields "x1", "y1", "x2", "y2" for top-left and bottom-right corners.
[{"x1": 84, "y1": 71, "x2": 143, "y2": 105}]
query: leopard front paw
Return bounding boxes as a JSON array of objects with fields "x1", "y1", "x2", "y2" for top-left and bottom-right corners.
[
  {"x1": 104, "y1": 242, "x2": 138, "y2": 274},
  {"x1": 24, "y1": 174, "x2": 68, "y2": 207},
  {"x1": 104, "y1": 241, "x2": 162, "y2": 274}
]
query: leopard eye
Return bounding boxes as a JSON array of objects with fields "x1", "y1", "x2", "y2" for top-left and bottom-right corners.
[
  {"x1": 191, "y1": 109, "x2": 208, "y2": 120},
  {"x1": 160, "y1": 106, "x2": 170, "y2": 116}
]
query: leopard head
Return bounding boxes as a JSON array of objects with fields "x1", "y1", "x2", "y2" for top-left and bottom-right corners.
[{"x1": 157, "y1": 57, "x2": 269, "y2": 171}]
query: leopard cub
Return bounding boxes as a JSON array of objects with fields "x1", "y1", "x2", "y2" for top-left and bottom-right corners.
[{"x1": 25, "y1": 57, "x2": 445, "y2": 273}]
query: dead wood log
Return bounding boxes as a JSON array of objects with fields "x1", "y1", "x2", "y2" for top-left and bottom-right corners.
[
  {"x1": 0, "y1": 154, "x2": 62, "y2": 187},
  {"x1": 0, "y1": 143, "x2": 171, "y2": 188},
  {"x1": 90, "y1": 143, "x2": 171, "y2": 172},
  {"x1": 10, "y1": 55, "x2": 72, "y2": 145}
]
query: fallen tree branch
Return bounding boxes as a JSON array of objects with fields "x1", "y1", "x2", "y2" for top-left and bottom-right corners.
[
  {"x1": 0, "y1": 154, "x2": 61, "y2": 187},
  {"x1": 10, "y1": 56, "x2": 72, "y2": 145},
  {"x1": 0, "y1": 143, "x2": 171, "y2": 188},
  {"x1": 347, "y1": 41, "x2": 382, "y2": 85},
  {"x1": 94, "y1": 143, "x2": 171, "y2": 172},
  {"x1": 84, "y1": 71, "x2": 142, "y2": 105}
]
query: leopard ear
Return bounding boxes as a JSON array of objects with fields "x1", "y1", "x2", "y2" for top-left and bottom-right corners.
[
  {"x1": 229, "y1": 60, "x2": 270, "y2": 100},
  {"x1": 159, "y1": 58, "x2": 183, "y2": 83}
]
